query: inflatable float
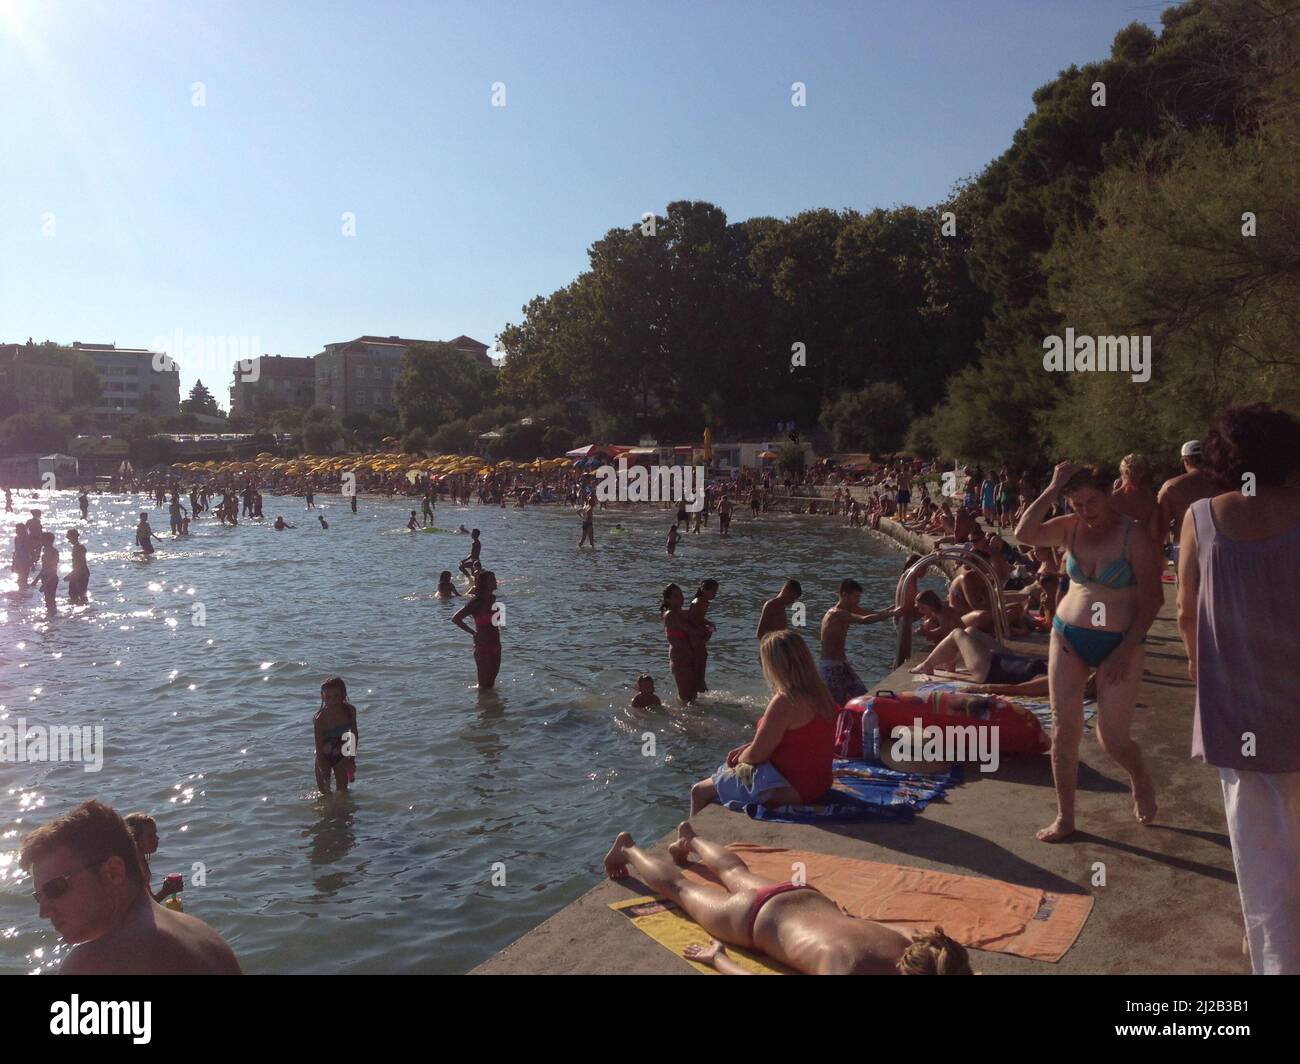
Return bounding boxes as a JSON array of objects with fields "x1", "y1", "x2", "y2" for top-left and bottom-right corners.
[{"x1": 836, "y1": 689, "x2": 1049, "y2": 758}]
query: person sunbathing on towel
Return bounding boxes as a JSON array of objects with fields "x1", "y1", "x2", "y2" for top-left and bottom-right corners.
[{"x1": 603, "y1": 822, "x2": 972, "y2": 976}]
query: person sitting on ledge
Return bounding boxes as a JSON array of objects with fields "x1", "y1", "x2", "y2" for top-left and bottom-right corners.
[
  {"x1": 690, "y1": 631, "x2": 836, "y2": 816},
  {"x1": 604, "y1": 822, "x2": 973, "y2": 975}
]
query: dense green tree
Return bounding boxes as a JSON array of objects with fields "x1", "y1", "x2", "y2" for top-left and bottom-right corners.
[
  {"x1": 396, "y1": 342, "x2": 496, "y2": 432},
  {"x1": 182, "y1": 380, "x2": 221, "y2": 416}
]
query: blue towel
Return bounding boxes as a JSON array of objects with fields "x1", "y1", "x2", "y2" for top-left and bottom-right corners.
[{"x1": 745, "y1": 759, "x2": 962, "y2": 824}]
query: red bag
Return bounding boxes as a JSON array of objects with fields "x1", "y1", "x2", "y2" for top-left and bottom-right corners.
[{"x1": 834, "y1": 703, "x2": 866, "y2": 758}]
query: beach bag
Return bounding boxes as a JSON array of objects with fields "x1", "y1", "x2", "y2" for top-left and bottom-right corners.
[{"x1": 833, "y1": 704, "x2": 866, "y2": 758}]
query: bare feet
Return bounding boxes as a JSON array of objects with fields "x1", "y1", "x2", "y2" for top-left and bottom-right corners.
[
  {"x1": 603, "y1": 832, "x2": 634, "y2": 879},
  {"x1": 1133, "y1": 773, "x2": 1158, "y2": 825},
  {"x1": 1036, "y1": 817, "x2": 1076, "y2": 843},
  {"x1": 668, "y1": 821, "x2": 696, "y2": 866},
  {"x1": 683, "y1": 939, "x2": 725, "y2": 967}
]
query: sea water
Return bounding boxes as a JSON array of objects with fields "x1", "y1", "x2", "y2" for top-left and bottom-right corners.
[{"x1": 0, "y1": 490, "x2": 921, "y2": 973}]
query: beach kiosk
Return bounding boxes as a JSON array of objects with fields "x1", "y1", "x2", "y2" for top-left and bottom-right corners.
[{"x1": 38, "y1": 453, "x2": 80, "y2": 489}]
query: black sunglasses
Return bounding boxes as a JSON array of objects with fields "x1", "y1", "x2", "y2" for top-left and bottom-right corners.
[{"x1": 32, "y1": 856, "x2": 109, "y2": 904}]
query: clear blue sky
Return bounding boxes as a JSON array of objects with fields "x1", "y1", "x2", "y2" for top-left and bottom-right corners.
[{"x1": 0, "y1": 0, "x2": 1163, "y2": 408}]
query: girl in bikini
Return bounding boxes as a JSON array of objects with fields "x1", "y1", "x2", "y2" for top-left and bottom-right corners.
[
  {"x1": 314, "y1": 676, "x2": 358, "y2": 794},
  {"x1": 603, "y1": 822, "x2": 972, "y2": 975},
  {"x1": 453, "y1": 571, "x2": 501, "y2": 689},
  {"x1": 661, "y1": 583, "x2": 697, "y2": 704},
  {"x1": 1016, "y1": 462, "x2": 1163, "y2": 842}
]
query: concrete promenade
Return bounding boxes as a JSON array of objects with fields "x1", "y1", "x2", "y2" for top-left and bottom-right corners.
[{"x1": 474, "y1": 518, "x2": 1246, "y2": 975}]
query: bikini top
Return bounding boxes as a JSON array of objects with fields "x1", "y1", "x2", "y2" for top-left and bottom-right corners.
[{"x1": 1065, "y1": 520, "x2": 1136, "y2": 588}]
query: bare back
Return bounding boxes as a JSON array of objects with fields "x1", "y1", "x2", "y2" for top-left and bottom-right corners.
[{"x1": 63, "y1": 892, "x2": 241, "y2": 975}]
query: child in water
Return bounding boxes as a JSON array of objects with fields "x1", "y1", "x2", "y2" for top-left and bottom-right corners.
[
  {"x1": 136, "y1": 513, "x2": 162, "y2": 554},
  {"x1": 314, "y1": 676, "x2": 359, "y2": 794},
  {"x1": 407, "y1": 511, "x2": 418, "y2": 530},
  {"x1": 124, "y1": 813, "x2": 182, "y2": 903},
  {"x1": 630, "y1": 675, "x2": 663, "y2": 708},
  {"x1": 667, "y1": 524, "x2": 679, "y2": 556},
  {"x1": 435, "y1": 570, "x2": 460, "y2": 598},
  {"x1": 318, "y1": 515, "x2": 329, "y2": 529}
]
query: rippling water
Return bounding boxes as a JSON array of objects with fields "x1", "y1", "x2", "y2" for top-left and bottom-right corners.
[{"x1": 0, "y1": 489, "x2": 923, "y2": 974}]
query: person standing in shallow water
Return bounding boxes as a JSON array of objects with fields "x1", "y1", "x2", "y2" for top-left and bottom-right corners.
[
  {"x1": 661, "y1": 583, "x2": 698, "y2": 704},
  {"x1": 688, "y1": 580, "x2": 718, "y2": 693},
  {"x1": 314, "y1": 676, "x2": 359, "y2": 794},
  {"x1": 453, "y1": 570, "x2": 501, "y2": 689},
  {"x1": 65, "y1": 529, "x2": 89, "y2": 605}
]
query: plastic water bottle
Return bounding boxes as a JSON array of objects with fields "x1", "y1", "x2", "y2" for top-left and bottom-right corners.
[{"x1": 862, "y1": 707, "x2": 881, "y2": 761}]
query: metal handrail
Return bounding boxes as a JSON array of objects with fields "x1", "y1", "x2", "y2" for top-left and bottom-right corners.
[{"x1": 892, "y1": 547, "x2": 1009, "y2": 667}]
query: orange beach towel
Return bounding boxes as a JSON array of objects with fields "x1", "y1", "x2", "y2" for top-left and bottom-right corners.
[{"x1": 680, "y1": 845, "x2": 1092, "y2": 963}]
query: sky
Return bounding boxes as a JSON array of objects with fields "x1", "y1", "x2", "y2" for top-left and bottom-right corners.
[{"x1": 0, "y1": 0, "x2": 1166, "y2": 408}]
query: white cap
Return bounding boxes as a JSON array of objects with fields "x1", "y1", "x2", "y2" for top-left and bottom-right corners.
[{"x1": 1180, "y1": 440, "x2": 1202, "y2": 458}]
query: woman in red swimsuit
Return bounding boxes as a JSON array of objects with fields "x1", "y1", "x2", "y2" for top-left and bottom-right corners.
[
  {"x1": 661, "y1": 583, "x2": 698, "y2": 704},
  {"x1": 453, "y1": 570, "x2": 501, "y2": 689},
  {"x1": 689, "y1": 630, "x2": 836, "y2": 815}
]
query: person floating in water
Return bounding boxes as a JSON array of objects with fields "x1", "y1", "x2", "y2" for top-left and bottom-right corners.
[
  {"x1": 603, "y1": 823, "x2": 972, "y2": 975},
  {"x1": 452, "y1": 570, "x2": 501, "y2": 690},
  {"x1": 135, "y1": 513, "x2": 162, "y2": 555},
  {"x1": 65, "y1": 529, "x2": 89, "y2": 605},
  {"x1": 314, "y1": 676, "x2": 358, "y2": 794},
  {"x1": 631, "y1": 674, "x2": 662, "y2": 708},
  {"x1": 459, "y1": 529, "x2": 482, "y2": 577},
  {"x1": 273, "y1": 516, "x2": 295, "y2": 530},
  {"x1": 317, "y1": 514, "x2": 329, "y2": 529},
  {"x1": 435, "y1": 570, "x2": 460, "y2": 599}
]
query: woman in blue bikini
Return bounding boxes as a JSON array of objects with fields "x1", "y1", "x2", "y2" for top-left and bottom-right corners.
[{"x1": 1017, "y1": 461, "x2": 1163, "y2": 842}]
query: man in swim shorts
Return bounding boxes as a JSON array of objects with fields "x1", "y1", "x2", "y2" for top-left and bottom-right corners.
[{"x1": 818, "y1": 579, "x2": 898, "y2": 704}]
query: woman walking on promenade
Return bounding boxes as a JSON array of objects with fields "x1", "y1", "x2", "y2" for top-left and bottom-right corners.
[
  {"x1": 1017, "y1": 462, "x2": 1163, "y2": 842},
  {"x1": 1177, "y1": 403, "x2": 1300, "y2": 975}
]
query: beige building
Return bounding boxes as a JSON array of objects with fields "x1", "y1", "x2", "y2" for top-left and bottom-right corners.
[
  {"x1": 313, "y1": 334, "x2": 491, "y2": 418},
  {"x1": 230, "y1": 354, "x2": 315, "y2": 415},
  {"x1": 0, "y1": 343, "x2": 75, "y2": 410},
  {"x1": 71, "y1": 342, "x2": 180, "y2": 428}
]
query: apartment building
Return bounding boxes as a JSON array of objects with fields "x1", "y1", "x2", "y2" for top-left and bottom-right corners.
[
  {"x1": 71, "y1": 342, "x2": 180, "y2": 428},
  {"x1": 0, "y1": 343, "x2": 76, "y2": 410},
  {"x1": 230, "y1": 354, "x2": 315, "y2": 415},
  {"x1": 313, "y1": 334, "x2": 491, "y2": 419}
]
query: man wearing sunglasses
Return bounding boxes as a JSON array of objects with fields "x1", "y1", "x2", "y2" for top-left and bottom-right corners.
[{"x1": 20, "y1": 800, "x2": 242, "y2": 975}]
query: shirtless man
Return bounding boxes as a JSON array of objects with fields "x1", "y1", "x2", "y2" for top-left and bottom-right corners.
[
  {"x1": 20, "y1": 800, "x2": 242, "y2": 975},
  {"x1": 1151, "y1": 440, "x2": 1220, "y2": 566},
  {"x1": 604, "y1": 823, "x2": 971, "y2": 975},
  {"x1": 818, "y1": 579, "x2": 899, "y2": 705},
  {"x1": 135, "y1": 513, "x2": 162, "y2": 554},
  {"x1": 756, "y1": 580, "x2": 802, "y2": 640},
  {"x1": 718, "y1": 495, "x2": 733, "y2": 536}
]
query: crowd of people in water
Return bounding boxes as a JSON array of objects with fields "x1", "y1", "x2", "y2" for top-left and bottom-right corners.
[{"x1": 7, "y1": 401, "x2": 1299, "y2": 976}]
